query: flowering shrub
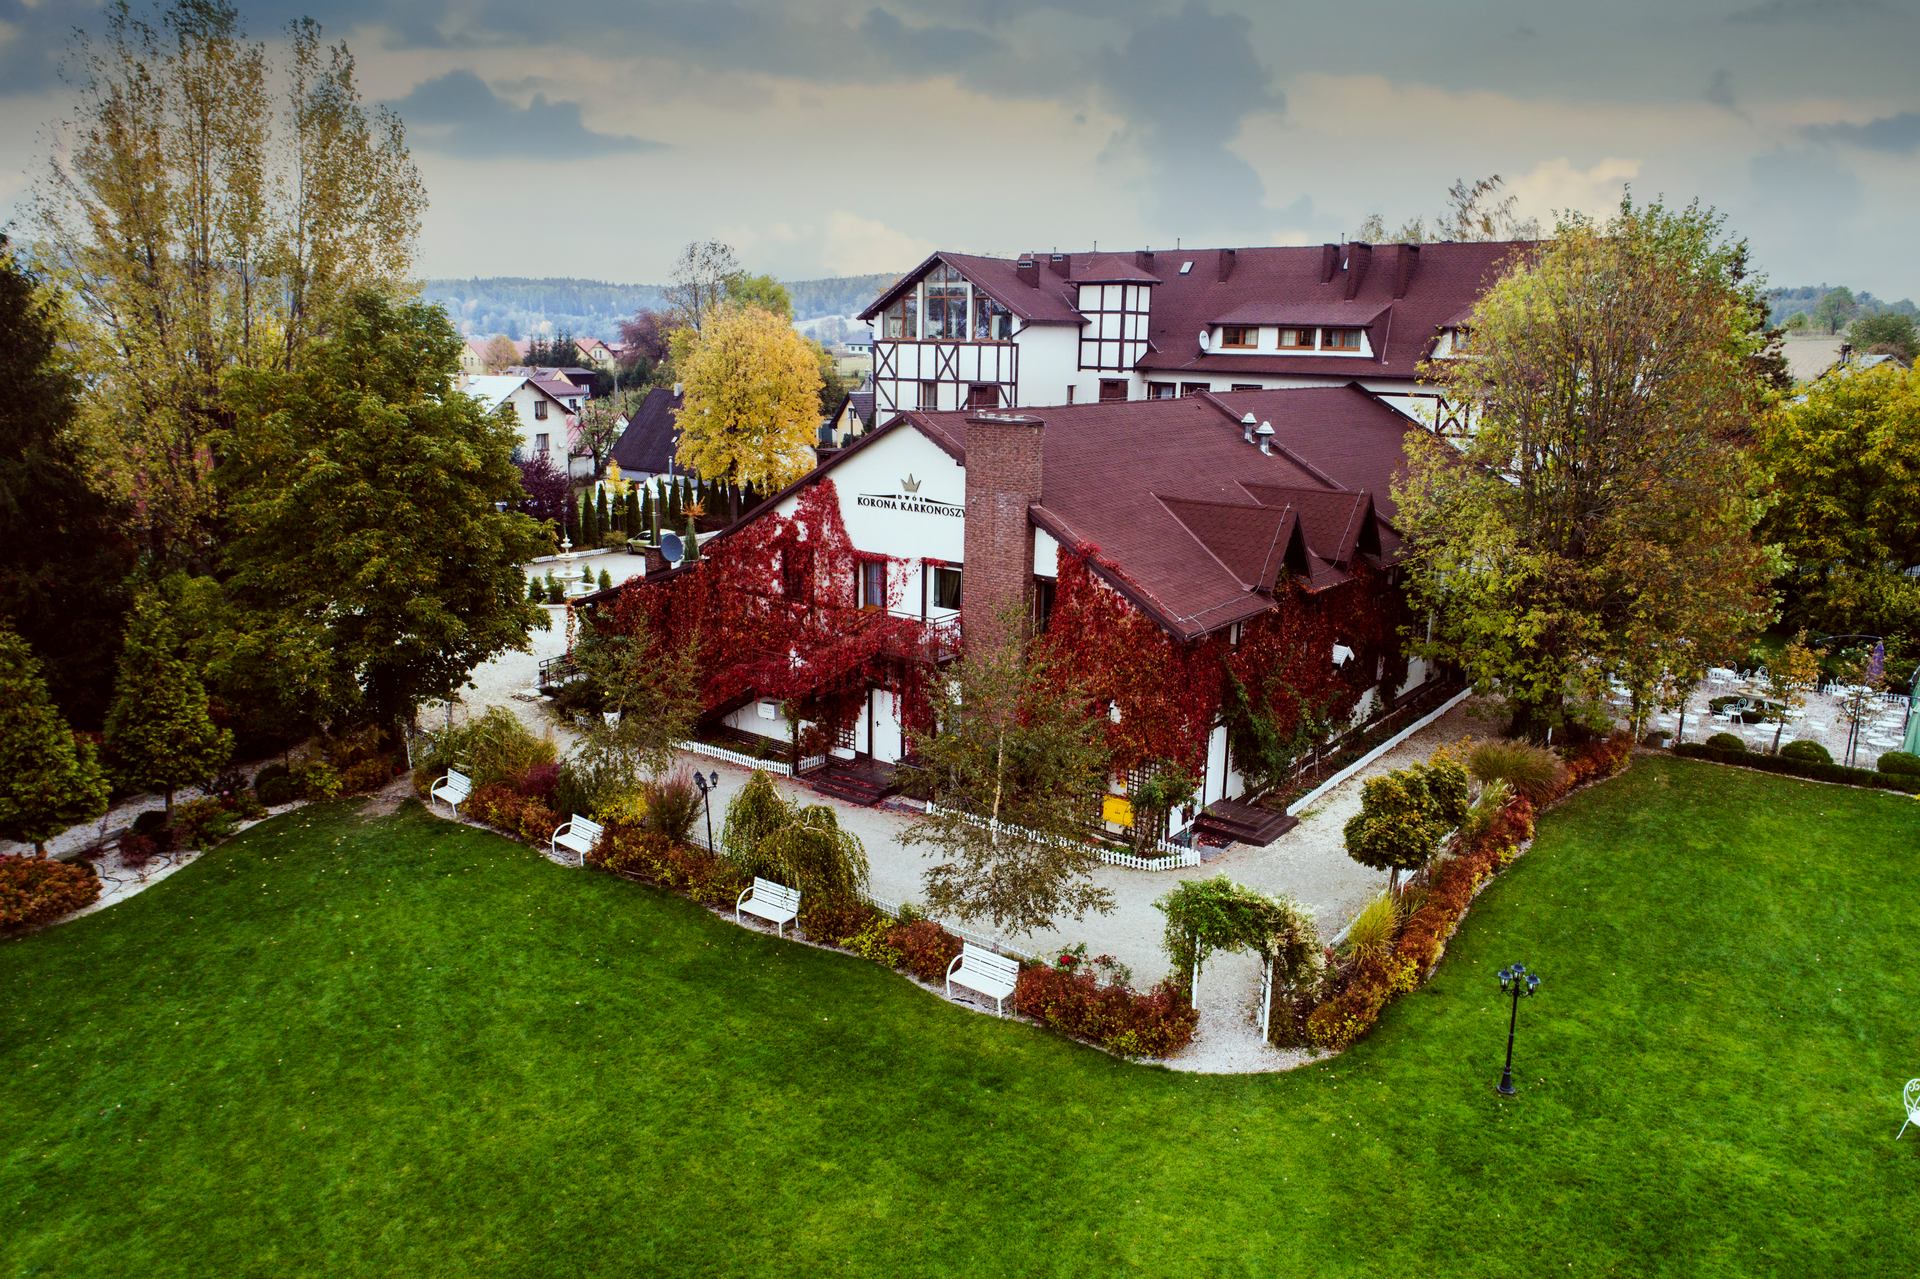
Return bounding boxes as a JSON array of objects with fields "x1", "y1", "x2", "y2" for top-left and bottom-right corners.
[
  {"x1": 588, "y1": 825, "x2": 746, "y2": 906},
  {"x1": 1014, "y1": 954, "x2": 1198, "y2": 1058},
  {"x1": 799, "y1": 895, "x2": 880, "y2": 947},
  {"x1": 467, "y1": 782, "x2": 561, "y2": 847},
  {"x1": 0, "y1": 855, "x2": 100, "y2": 931},
  {"x1": 886, "y1": 918, "x2": 963, "y2": 983}
]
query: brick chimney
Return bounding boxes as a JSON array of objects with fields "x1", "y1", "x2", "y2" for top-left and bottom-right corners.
[
  {"x1": 1319, "y1": 243, "x2": 1340, "y2": 283},
  {"x1": 962, "y1": 413, "x2": 1045, "y2": 650},
  {"x1": 1342, "y1": 242, "x2": 1373, "y2": 299},
  {"x1": 1391, "y1": 242, "x2": 1420, "y2": 298},
  {"x1": 1016, "y1": 257, "x2": 1039, "y2": 287},
  {"x1": 1216, "y1": 247, "x2": 1237, "y2": 281}
]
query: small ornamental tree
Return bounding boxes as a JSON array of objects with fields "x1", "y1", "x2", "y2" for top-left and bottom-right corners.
[
  {"x1": 1763, "y1": 634, "x2": 1825, "y2": 753},
  {"x1": 639, "y1": 486, "x2": 653, "y2": 540},
  {"x1": 722, "y1": 769, "x2": 792, "y2": 861},
  {"x1": 0, "y1": 628, "x2": 111, "y2": 855},
  {"x1": 739, "y1": 804, "x2": 870, "y2": 905},
  {"x1": 1342, "y1": 757, "x2": 1471, "y2": 893},
  {"x1": 104, "y1": 592, "x2": 233, "y2": 817},
  {"x1": 625, "y1": 488, "x2": 641, "y2": 538},
  {"x1": 569, "y1": 613, "x2": 700, "y2": 792},
  {"x1": 905, "y1": 628, "x2": 1115, "y2": 934},
  {"x1": 684, "y1": 513, "x2": 701, "y2": 563},
  {"x1": 515, "y1": 453, "x2": 570, "y2": 530},
  {"x1": 595, "y1": 486, "x2": 611, "y2": 539}
]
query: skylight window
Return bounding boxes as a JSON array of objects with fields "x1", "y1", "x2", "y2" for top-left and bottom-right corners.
[{"x1": 1179, "y1": 260, "x2": 1194, "y2": 275}]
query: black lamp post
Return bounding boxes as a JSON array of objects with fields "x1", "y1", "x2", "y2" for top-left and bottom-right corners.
[
  {"x1": 1495, "y1": 962, "x2": 1541, "y2": 1096},
  {"x1": 692, "y1": 769, "x2": 720, "y2": 851}
]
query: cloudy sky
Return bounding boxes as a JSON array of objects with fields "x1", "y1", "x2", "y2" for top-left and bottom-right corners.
[{"x1": 4, "y1": 0, "x2": 1917, "y2": 294}]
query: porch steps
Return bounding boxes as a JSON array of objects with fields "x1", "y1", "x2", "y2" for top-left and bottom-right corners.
[
  {"x1": 1193, "y1": 798, "x2": 1298, "y2": 847},
  {"x1": 807, "y1": 761, "x2": 900, "y2": 807}
]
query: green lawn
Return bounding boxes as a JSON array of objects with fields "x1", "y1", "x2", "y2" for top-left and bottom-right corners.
[{"x1": 2, "y1": 757, "x2": 1916, "y2": 1277}]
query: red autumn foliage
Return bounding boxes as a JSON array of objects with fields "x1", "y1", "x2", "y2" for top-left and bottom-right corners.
[
  {"x1": 1037, "y1": 545, "x2": 1406, "y2": 774},
  {"x1": 587, "y1": 825, "x2": 748, "y2": 906},
  {"x1": 467, "y1": 782, "x2": 561, "y2": 847},
  {"x1": 596, "y1": 479, "x2": 941, "y2": 748},
  {"x1": 1014, "y1": 959, "x2": 1199, "y2": 1058},
  {"x1": 0, "y1": 855, "x2": 101, "y2": 931},
  {"x1": 886, "y1": 918, "x2": 964, "y2": 983}
]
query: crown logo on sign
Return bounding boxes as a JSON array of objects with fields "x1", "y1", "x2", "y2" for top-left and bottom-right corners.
[{"x1": 901, "y1": 474, "x2": 921, "y2": 494}]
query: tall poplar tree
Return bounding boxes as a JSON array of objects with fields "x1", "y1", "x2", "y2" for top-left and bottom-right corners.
[
  {"x1": 0, "y1": 628, "x2": 111, "y2": 856},
  {"x1": 31, "y1": 0, "x2": 425, "y2": 563}
]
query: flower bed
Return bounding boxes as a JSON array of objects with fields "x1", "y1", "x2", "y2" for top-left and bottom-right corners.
[
  {"x1": 433, "y1": 788, "x2": 1199, "y2": 1060},
  {"x1": 1300, "y1": 732, "x2": 1634, "y2": 1052},
  {"x1": 1, "y1": 856, "x2": 102, "y2": 933}
]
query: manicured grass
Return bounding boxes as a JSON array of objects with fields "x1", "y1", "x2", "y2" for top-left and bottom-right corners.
[{"x1": 2, "y1": 758, "x2": 1915, "y2": 1276}]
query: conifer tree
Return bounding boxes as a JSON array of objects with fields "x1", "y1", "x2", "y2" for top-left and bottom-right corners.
[
  {"x1": 667, "y1": 477, "x2": 682, "y2": 523},
  {"x1": 684, "y1": 513, "x2": 701, "y2": 562},
  {"x1": 639, "y1": 486, "x2": 653, "y2": 541},
  {"x1": 584, "y1": 489, "x2": 601, "y2": 544},
  {"x1": 626, "y1": 488, "x2": 641, "y2": 538},
  {"x1": 595, "y1": 486, "x2": 611, "y2": 540},
  {"x1": 0, "y1": 627, "x2": 111, "y2": 856},
  {"x1": 104, "y1": 592, "x2": 233, "y2": 817},
  {"x1": 564, "y1": 489, "x2": 581, "y2": 547}
]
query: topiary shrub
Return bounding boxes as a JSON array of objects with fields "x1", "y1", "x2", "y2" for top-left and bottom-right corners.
[
  {"x1": 253, "y1": 763, "x2": 296, "y2": 806},
  {"x1": 1878, "y1": 750, "x2": 1920, "y2": 777},
  {"x1": 1780, "y1": 739, "x2": 1833, "y2": 766},
  {"x1": 1704, "y1": 732, "x2": 1746, "y2": 752},
  {"x1": 0, "y1": 855, "x2": 100, "y2": 930}
]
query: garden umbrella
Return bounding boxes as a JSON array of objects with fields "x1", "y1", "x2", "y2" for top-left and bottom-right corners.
[{"x1": 1903, "y1": 667, "x2": 1920, "y2": 757}]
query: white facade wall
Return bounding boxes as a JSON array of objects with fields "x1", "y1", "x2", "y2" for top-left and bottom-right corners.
[{"x1": 500, "y1": 385, "x2": 571, "y2": 472}]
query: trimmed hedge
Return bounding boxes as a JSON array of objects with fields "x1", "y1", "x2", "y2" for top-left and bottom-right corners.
[
  {"x1": 1705, "y1": 732, "x2": 1746, "y2": 752},
  {"x1": 1879, "y1": 750, "x2": 1920, "y2": 778},
  {"x1": 1672, "y1": 743, "x2": 1920, "y2": 794},
  {"x1": 1779, "y1": 740, "x2": 1833, "y2": 766}
]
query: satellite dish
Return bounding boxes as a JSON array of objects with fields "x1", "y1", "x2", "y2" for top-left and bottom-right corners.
[
  {"x1": 1197, "y1": 329, "x2": 1211, "y2": 352},
  {"x1": 659, "y1": 530, "x2": 684, "y2": 565}
]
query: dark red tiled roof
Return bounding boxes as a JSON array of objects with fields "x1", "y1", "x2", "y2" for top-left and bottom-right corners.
[
  {"x1": 864, "y1": 241, "x2": 1532, "y2": 379},
  {"x1": 905, "y1": 384, "x2": 1419, "y2": 638}
]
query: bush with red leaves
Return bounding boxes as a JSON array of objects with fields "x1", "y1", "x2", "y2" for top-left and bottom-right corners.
[{"x1": 0, "y1": 855, "x2": 100, "y2": 931}]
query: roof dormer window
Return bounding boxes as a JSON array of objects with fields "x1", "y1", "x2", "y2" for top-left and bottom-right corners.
[
  {"x1": 1277, "y1": 327, "x2": 1314, "y2": 350},
  {"x1": 1220, "y1": 325, "x2": 1257, "y2": 350},
  {"x1": 1322, "y1": 327, "x2": 1364, "y2": 352}
]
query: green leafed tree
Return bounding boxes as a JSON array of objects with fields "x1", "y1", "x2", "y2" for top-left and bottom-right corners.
[
  {"x1": 1757, "y1": 362, "x2": 1920, "y2": 661},
  {"x1": 1849, "y1": 311, "x2": 1918, "y2": 362},
  {"x1": 0, "y1": 627, "x2": 111, "y2": 856},
  {"x1": 904, "y1": 629, "x2": 1114, "y2": 934},
  {"x1": 1397, "y1": 198, "x2": 1775, "y2": 736},
  {"x1": 569, "y1": 613, "x2": 700, "y2": 793},
  {"x1": 218, "y1": 289, "x2": 548, "y2": 736},
  {"x1": 105, "y1": 591, "x2": 233, "y2": 816},
  {"x1": 0, "y1": 234, "x2": 135, "y2": 727},
  {"x1": 1342, "y1": 757, "x2": 1471, "y2": 893}
]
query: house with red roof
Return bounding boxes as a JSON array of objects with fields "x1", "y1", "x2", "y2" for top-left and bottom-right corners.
[
  {"x1": 859, "y1": 241, "x2": 1530, "y2": 436},
  {"x1": 588, "y1": 384, "x2": 1445, "y2": 841}
]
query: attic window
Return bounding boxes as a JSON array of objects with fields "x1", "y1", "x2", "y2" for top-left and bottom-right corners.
[
  {"x1": 1277, "y1": 327, "x2": 1313, "y2": 350},
  {"x1": 1220, "y1": 325, "x2": 1257, "y2": 350},
  {"x1": 1179, "y1": 260, "x2": 1194, "y2": 275},
  {"x1": 1322, "y1": 328, "x2": 1364, "y2": 352}
]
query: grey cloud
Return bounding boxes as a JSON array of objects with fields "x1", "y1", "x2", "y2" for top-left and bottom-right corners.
[
  {"x1": 1804, "y1": 110, "x2": 1920, "y2": 154},
  {"x1": 1729, "y1": 0, "x2": 1890, "y2": 22},
  {"x1": 1096, "y1": 2, "x2": 1285, "y2": 238},
  {"x1": 1706, "y1": 68, "x2": 1747, "y2": 118},
  {"x1": 387, "y1": 71, "x2": 665, "y2": 160}
]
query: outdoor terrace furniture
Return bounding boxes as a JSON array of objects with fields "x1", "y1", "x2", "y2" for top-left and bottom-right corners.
[
  {"x1": 1902, "y1": 1080, "x2": 1920, "y2": 1141},
  {"x1": 947, "y1": 942, "x2": 1021, "y2": 1018},
  {"x1": 735, "y1": 877, "x2": 801, "y2": 937},
  {"x1": 550, "y1": 814, "x2": 604, "y2": 866},
  {"x1": 430, "y1": 768, "x2": 472, "y2": 817}
]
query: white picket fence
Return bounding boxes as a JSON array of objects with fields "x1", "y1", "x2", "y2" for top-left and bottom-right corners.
[
  {"x1": 923, "y1": 801, "x2": 1200, "y2": 871},
  {"x1": 680, "y1": 740, "x2": 793, "y2": 777}
]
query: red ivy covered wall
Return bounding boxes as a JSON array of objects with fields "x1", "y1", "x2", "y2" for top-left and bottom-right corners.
[
  {"x1": 596, "y1": 478, "x2": 938, "y2": 745},
  {"x1": 1037, "y1": 545, "x2": 1407, "y2": 778}
]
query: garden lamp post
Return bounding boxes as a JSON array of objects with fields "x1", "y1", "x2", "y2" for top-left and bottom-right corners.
[
  {"x1": 1495, "y1": 963, "x2": 1541, "y2": 1096},
  {"x1": 692, "y1": 769, "x2": 720, "y2": 851}
]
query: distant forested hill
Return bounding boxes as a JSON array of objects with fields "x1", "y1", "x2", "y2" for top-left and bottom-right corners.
[
  {"x1": 1767, "y1": 284, "x2": 1915, "y2": 328},
  {"x1": 423, "y1": 272, "x2": 902, "y2": 341}
]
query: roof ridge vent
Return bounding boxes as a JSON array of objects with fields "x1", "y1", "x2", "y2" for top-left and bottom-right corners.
[
  {"x1": 1240, "y1": 411, "x2": 1257, "y2": 443},
  {"x1": 1256, "y1": 421, "x2": 1275, "y2": 456}
]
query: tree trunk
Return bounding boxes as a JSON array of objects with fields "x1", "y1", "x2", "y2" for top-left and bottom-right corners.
[
  {"x1": 165, "y1": 785, "x2": 175, "y2": 820},
  {"x1": 32, "y1": 840, "x2": 46, "y2": 859}
]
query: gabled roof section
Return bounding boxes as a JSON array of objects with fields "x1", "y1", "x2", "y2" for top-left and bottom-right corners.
[
  {"x1": 608, "y1": 387, "x2": 684, "y2": 475},
  {"x1": 1157, "y1": 496, "x2": 1301, "y2": 594},
  {"x1": 858, "y1": 250, "x2": 1082, "y2": 326},
  {"x1": 1241, "y1": 485, "x2": 1381, "y2": 568}
]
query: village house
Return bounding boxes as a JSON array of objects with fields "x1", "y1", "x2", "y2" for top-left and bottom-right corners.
[
  {"x1": 462, "y1": 373, "x2": 591, "y2": 478},
  {"x1": 605, "y1": 384, "x2": 686, "y2": 482},
  {"x1": 590, "y1": 385, "x2": 1442, "y2": 841},
  {"x1": 858, "y1": 241, "x2": 1529, "y2": 435}
]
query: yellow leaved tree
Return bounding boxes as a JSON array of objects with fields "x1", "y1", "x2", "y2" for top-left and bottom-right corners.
[{"x1": 674, "y1": 304, "x2": 823, "y2": 518}]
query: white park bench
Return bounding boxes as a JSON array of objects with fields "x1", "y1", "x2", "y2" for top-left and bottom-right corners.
[
  {"x1": 735, "y1": 877, "x2": 801, "y2": 937},
  {"x1": 946, "y1": 942, "x2": 1020, "y2": 1017},
  {"x1": 430, "y1": 768, "x2": 472, "y2": 817},
  {"x1": 550, "y1": 814, "x2": 603, "y2": 866}
]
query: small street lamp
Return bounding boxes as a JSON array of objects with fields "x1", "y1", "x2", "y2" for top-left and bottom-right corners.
[
  {"x1": 1495, "y1": 962, "x2": 1541, "y2": 1096},
  {"x1": 691, "y1": 769, "x2": 720, "y2": 851}
]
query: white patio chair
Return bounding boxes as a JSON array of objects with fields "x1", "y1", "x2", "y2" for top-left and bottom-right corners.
[{"x1": 1901, "y1": 1079, "x2": 1920, "y2": 1140}]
